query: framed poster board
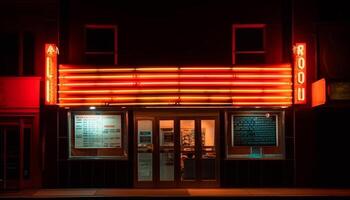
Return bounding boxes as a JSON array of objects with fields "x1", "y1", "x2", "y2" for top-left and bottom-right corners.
[
  {"x1": 232, "y1": 115, "x2": 278, "y2": 146},
  {"x1": 68, "y1": 111, "x2": 128, "y2": 159},
  {"x1": 226, "y1": 111, "x2": 285, "y2": 160}
]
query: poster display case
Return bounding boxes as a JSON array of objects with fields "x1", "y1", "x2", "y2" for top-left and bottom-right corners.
[
  {"x1": 68, "y1": 111, "x2": 128, "y2": 159},
  {"x1": 226, "y1": 111, "x2": 285, "y2": 160}
]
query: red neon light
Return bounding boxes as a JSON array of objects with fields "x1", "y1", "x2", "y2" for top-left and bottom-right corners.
[
  {"x1": 312, "y1": 78, "x2": 326, "y2": 107},
  {"x1": 294, "y1": 43, "x2": 307, "y2": 104},
  {"x1": 58, "y1": 88, "x2": 292, "y2": 94},
  {"x1": 45, "y1": 44, "x2": 58, "y2": 105},
  {"x1": 57, "y1": 64, "x2": 293, "y2": 107}
]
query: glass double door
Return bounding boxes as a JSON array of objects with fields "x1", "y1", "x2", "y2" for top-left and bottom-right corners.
[{"x1": 135, "y1": 117, "x2": 218, "y2": 187}]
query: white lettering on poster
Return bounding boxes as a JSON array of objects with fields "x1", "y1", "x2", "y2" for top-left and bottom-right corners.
[{"x1": 74, "y1": 115, "x2": 121, "y2": 148}]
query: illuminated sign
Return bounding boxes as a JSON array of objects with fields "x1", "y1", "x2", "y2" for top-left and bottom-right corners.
[
  {"x1": 74, "y1": 115, "x2": 121, "y2": 148},
  {"x1": 58, "y1": 64, "x2": 293, "y2": 107},
  {"x1": 293, "y1": 43, "x2": 307, "y2": 104},
  {"x1": 45, "y1": 44, "x2": 58, "y2": 105},
  {"x1": 312, "y1": 78, "x2": 326, "y2": 107}
]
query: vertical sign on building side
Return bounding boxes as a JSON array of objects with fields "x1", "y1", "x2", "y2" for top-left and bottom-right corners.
[
  {"x1": 45, "y1": 44, "x2": 58, "y2": 105},
  {"x1": 293, "y1": 43, "x2": 306, "y2": 104}
]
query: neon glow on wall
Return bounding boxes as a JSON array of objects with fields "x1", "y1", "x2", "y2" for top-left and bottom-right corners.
[
  {"x1": 294, "y1": 43, "x2": 307, "y2": 104},
  {"x1": 58, "y1": 64, "x2": 292, "y2": 107},
  {"x1": 45, "y1": 44, "x2": 58, "y2": 105}
]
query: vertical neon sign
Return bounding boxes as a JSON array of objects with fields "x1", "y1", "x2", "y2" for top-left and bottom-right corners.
[
  {"x1": 45, "y1": 44, "x2": 58, "y2": 105},
  {"x1": 294, "y1": 43, "x2": 306, "y2": 104}
]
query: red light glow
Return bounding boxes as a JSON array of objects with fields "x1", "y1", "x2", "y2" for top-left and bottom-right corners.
[
  {"x1": 45, "y1": 44, "x2": 58, "y2": 105},
  {"x1": 294, "y1": 43, "x2": 307, "y2": 104},
  {"x1": 312, "y1": 78, "x2": 326, "y2": 107}
]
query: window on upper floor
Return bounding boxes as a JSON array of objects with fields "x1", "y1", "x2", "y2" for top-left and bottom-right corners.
[
  {"x1": 85, "y1": 25, "x2": 117, "y2": 65},
  {"x1": 0, "y1": 32, "x2": 35, "y2": 76},
  {"x1": 232, "y1": 24, "x2": 265, "y2": 65}
]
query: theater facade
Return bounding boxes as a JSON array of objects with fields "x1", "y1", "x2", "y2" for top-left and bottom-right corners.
[{"x1": 3, "y1": 0, "x2": 348, "y2": 190}]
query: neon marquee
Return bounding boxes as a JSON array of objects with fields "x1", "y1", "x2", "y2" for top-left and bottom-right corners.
[{"x1": 57, "y1": 64, "x2": 293, "y2": 107}]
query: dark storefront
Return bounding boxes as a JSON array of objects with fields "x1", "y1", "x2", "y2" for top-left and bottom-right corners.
[{"x1": 1, "y1": 0, "x2": 350, "y2": 191}]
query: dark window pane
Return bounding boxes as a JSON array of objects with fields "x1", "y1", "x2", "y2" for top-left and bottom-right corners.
[
  {"x1": 86, "y1": 28, "x2": 115, "y2": 52},
  {"x1": 85, "y1": 54, "x2": 115, "y2": 65},
  {"x1": 6, "y1": 127, "x2": 20, "y2": 181},
  {"x1": 23, "y1": 32, "x2": 35, "y2": 75},
  {"x1": 236, "y1": 54, "x2": 265, "y2": 64},
  {"x1": 236, "y1": 28, "x2": 264, "y2": 51},
  {"x1": 201, "y1": 159, "x2": 215, "y2": 180},
  {"x1": 0, "y1": 33, "x2": 19, "y2": 76},
  {"x1": 23, "y1": 128, "x2": 31, "y2": 179}
]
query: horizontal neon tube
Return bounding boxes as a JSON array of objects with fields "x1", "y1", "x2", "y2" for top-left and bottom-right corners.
[
  {"x1": 231, "y1": 67, "x2": 291, "y2": 71},
  {"x1": 59, "y1": 96, "x2": 179, "y2": 100},
  {"x1": 235, "y1": 74, "x2": 291, "y2": 78},
  {"x1": 140, "y1": 81, "x2": 292, "y2": 86},
  {"x1": 60, "y1": 96, "x2": 228, "y2": 101},
  {"x1": 59, "y1": 67, "x2": 179, "y2": 73},
  {"x1": 180, "y1": 89, "x2": 292, "y2": 93},
  {"x1": 59, "y1": 75, "x2": 134, "y2": 79},
  {"x1": 58, "y1": 102, "x2": 107, "y2": 106},
  {"x1": 136, "y1": 74, "x2": 292, "y2": 79},
  {"x1": 109, "y1": 102, "x2": 176, "y2": 105},
  {"x1": 58, "y1": 102, "x2": 292, "y2": 107},
  {"x1": 180, "y1": 67, "x2": 291, "y2": 71},
  {"x1": 179, "y1": 102, "x2": 291, "y2": 106},
  {"x1": 232, "y1": 101, "x2": 292, "y2": 105},
  {"x1": 59, "y1": 82, "x2": 135, "y2": 86},
  {"x1": 179, "y1": 102, "x2": 233, "y2": 105},
  {"x1": 135, "y1": 68, "x2": 178, "y2": 71},
  {"x1": 60, "y1": 96, "x2": 292, "y2": 101},
  {"x1": 180, "y1": 96, "x2": 292, "y2": 100},
  {"x1": 58, "y1": 89, "x2": 179, "y2": 94},
  {"x1": 231, "y1": 96, "x2": 292, "y2": 99},
  {"x1": 59, "y1": 79, "x2": 292, "y2": 87},
  {"x1": 59, "y1": 68, "x2": 135, "y2": 73},
  {"x1": 58, "y1": 102, "x2": 177, "y2": 106},
  {"x1": 59, "y1": 66, "x2": 292, "y2": 73},
  {"x1": 59, "y1": 74, "x2": 291, "y2": 80},
  {"x1": 58, "y1": 88, "x2": 292, "y2": 94}
]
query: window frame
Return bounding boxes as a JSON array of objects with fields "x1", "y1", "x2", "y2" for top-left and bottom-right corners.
[
  {"x1": 84, "y1": 24, "x2": 118, "y2": 65},
  {"x1": 232, "y1": 24, "x2": 266, "y2": 65},
  {"x1": 68, "y1": 110, "x2": 128, "y2": 160}
]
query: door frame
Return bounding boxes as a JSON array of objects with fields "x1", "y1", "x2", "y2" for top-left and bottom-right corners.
[
  {"x1": 0, "y1": 114, "x2": 40, "y2": 190},
  {"x1": 134, "y1": 110, "x2": 220, "y2": 188},
  {"x1": 0, "y1": 124, "x2": 21, "y2": 190}
]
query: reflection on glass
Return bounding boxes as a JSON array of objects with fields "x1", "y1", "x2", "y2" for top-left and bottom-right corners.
[
  {"x1": 138, "y1": 153, "x2": 152, "y2": 181},
  {"x1": 160, "y1": 152, "x2": 174, "y2": 181},
  {"x1": 137, "y1": 120, "x2": 153, "y2": 181},
  {"x1": 180, "y1": 120, "x2": 195, "y2": 180},
  {"x1": 159, "y1": 120, "x2": 174, "y2": 181},
  {"x1": 201, "y1": 120, "x2": 216, "y2": 180},
  {"x1": 137, "y1": 120, "x2": 153, "y2": 147},
  {"x1": 160, "y1": 120, "x2": 174, "y2": 147}
]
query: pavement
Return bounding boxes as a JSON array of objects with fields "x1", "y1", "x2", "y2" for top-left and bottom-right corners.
[{"x1": 2, "y1": 188, "x2": 350, "y2": 199}]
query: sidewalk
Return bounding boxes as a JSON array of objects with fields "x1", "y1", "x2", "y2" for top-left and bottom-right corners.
[{"x1": 2, "y1": 188, "x2": 350, "y2": 199}]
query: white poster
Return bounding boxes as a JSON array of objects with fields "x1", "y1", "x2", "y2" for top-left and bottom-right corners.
[
  {"x1": 74, "y1": 115, "x2": 121, "y2": 148},
  {"x1": 137, "y1": 120, "x2": 153, "y2": 145}
]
